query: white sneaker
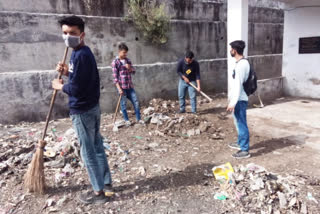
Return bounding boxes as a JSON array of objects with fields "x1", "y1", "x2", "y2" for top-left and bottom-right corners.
[
  {"x1": 138, "y1": 120, "x2": 145, "y2": 125},
  {"x1": 125, "y1": 120, "x2": 131, "y2": 127}
]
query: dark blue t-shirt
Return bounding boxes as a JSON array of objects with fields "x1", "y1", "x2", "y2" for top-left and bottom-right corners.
[
  {"x1": 177, "y1": 58, "x2": 200, "y2": 82},
  {"x1": 62, "y1": 46, "x2": 100, "y2": 114}
]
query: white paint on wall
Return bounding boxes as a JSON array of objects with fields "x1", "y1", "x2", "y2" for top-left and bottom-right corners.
[
  {"x1": 282, "y1": 6, "x2": 320, "y2": 98},
  {"x1": 280, "y1": 0, "x2": 320, "y2": 8},
  {"x1": 227, "y1": 0, "x2": 248, "y2": 95}
]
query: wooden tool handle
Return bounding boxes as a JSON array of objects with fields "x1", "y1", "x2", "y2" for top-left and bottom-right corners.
[
  {"x1": 189, "y1": 82, "x2": 213, "y2": 102},
  {"x1": 113, "y1": 95, "x2": 122, "y2": 124},
  {"x1": 41, "y1": 47, "x2": 69, "y2": 140}
]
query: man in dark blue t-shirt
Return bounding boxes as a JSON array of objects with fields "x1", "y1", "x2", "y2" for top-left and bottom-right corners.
[
  {"x1": 177, "y1": 51, "x2": 201, "y2": 114},
  {"x1": 52, "y1": 16, "x2": 112, "y2": 204}
]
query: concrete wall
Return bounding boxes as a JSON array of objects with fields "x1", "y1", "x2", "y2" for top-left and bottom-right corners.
[
  {"x1": 249, "y1": 77, "x2": 284, "y2": 106},
  {"x1": 282, "y1": 6, "x2": 320, "y2": 99},
  {"x1": 0, "y1": 0, "x2": 125, "y2": 17},
  {"x1": 280, "y1": 0, "x2": 320, "y2": 8},
  {"x1": 0, "y1": 59, "x2": 228, "y2": 124},
  {"x1": 0, "y1": 0, "x2": 284, "y2": 123},
  {"x1": 248, "y1": 54, "x2": 283, "y2": 80},
  {"x1": 0, "y1": 12, "x2": 228, "y2": 72}
]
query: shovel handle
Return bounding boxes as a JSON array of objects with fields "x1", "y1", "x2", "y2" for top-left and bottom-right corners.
[
  {"x1": 189, "y1": 82, "x2": 212, "y2": 102},
  {"x1": 41, "y1": 47, "x2": 69, "y2": 140},
  {"x1": 113, "y1": 95, "x2": 122, "y2": 124}
]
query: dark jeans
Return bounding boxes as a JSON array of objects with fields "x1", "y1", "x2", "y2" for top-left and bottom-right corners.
[
  {"x1": 70, "y1": 105, "x2": 112, "y2": 192},
  {"x1": 233, "y1": 101, "x2": 250, "y2": 151}
]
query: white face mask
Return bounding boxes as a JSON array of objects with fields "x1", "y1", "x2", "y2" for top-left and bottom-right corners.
[{"x1": 62, "y1": 34, "x2": 81, "y2": 48}]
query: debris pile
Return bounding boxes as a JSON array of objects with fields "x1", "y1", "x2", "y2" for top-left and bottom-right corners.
[
  {"x1": 0, "y1": 122, "x2": 80, "y2": 182},
  {"x1": 0, "y1": 96, "x2": 319, "y2": 213},
  {"x1": 141, "y1": 98, "x2": 225, "y2": 139},
  {"x1": 214, "y1": 163, "x2": 319, "y2": 213},
  {"x1": 147, "y1": 98, "x2": 178, "y2": 114}
]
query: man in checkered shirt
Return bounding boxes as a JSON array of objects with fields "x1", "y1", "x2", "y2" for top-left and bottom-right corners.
[{"x1": 112, "y1": 43, "x2": 144, "y2": 126}]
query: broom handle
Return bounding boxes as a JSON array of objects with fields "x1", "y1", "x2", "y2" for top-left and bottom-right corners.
[
  {"x1": 113, "y1": 95, "x2": 122, "y2": 124},
  {"x1": 189, "y1": 82, "x2": 213, "y2": 102},
  {"x1": 41, "y1": 47, "x2": 69, "y2": 140}
]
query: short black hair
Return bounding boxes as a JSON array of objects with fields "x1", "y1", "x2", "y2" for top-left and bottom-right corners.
[
  {"x1": 58, "y1": 16, "x2": 85, "y2": 33},
  {"x1": 230, "y1": 40, "x2": 246, "y2": 55},
  {"x1": 118, "y1": 43, "x2": 129, "y2": 51},
  {"x1": 185, "y1": 50, "x2": 194, "y2": 59}
]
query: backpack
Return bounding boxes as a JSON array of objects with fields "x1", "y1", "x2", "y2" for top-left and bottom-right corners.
[{"x1": 240, "y1": 58, "x2": 258, "y2": 96}]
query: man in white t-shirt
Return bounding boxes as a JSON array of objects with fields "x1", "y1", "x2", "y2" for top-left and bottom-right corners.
[{"x1": 227, "y1": 40, "x2": 251, "y2": 159}]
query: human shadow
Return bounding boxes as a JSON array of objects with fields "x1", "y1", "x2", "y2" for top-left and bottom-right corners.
[
  {"x1": 46, "y1": 184, "x2": 91, "y2": 196},
  {"x1": 198, "y1": 107, "x2": 226, "y2": 115},
  {"x1": 46, "y1": 162, "x2": 217, "y2": 201},
  {"x1": 250, "y1": 135, "x2": 307, "y2": 158},
  {"x1": 114, "y1": 163, "x2": 216, "y2": 201}
]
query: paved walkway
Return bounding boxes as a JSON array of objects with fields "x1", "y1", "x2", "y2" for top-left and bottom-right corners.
[{"x1": 247, "y1": 98, "x2": 320, "y2": 151}]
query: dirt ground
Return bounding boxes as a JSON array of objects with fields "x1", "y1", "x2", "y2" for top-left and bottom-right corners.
[{"x1": 0, "y1": 96, "x2": 319, "y2": 214}]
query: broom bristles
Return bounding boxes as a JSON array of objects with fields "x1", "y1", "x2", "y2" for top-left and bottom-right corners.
[{"x1": 24, "y1": 140, "x2": 46, "y2": 194}]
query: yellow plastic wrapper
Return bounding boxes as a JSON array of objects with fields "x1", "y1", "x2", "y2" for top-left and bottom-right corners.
[{"x1": 212, "y1": 162, "x2": 234, "y2": 180}]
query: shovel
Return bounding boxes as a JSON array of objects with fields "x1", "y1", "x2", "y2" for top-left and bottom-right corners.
[
  {"x1": 188, "y1": 82, "x2": 213, "y2": 102},
  {"x1": 253, "y1": 90, "x2": 264, "y2": 108},
  {"x1": 112, "y1": 95, "x2": 122, "y2": 132}
]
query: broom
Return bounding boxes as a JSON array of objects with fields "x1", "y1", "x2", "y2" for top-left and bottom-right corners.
[{"x1": 24, "y1": 47, "x2": 69, "y2": 194}]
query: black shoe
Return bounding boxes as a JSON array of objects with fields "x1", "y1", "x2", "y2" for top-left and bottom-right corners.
[
  {"x1": 78, "y1": 191, "x2": 109, "y2": 204},
  {"x1": 104, "y1": 184, "x2": 114, "y2": 197},
  {"x1": 232, "y1": 150, "x2": 251, "y2": 159},
  {"x1": 228, "y1": 143, "x2": 241, "y2": 150}
]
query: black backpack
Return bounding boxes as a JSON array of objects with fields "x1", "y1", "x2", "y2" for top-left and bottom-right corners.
[{"x1": 241, "y1": 58, "x2": 258, "y2": 96}]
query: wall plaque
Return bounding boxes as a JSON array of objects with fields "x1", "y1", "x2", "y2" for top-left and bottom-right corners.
[{"x1": 299, "y1": 37, "x2": 320, "y2": 54}]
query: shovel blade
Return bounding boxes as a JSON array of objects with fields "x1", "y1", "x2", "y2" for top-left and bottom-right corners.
[{"x1": 112, "y1": 125, "x2": 119, "y2": 132}]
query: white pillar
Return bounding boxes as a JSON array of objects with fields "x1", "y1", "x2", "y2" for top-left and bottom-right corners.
[{"x1": 227, "y1": 0, "x2": 248, "y2": 95}]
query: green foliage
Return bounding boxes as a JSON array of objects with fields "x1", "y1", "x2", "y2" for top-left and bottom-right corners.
[{"x1": 126, "y1": 0, "x2": 170, "y2": 45}]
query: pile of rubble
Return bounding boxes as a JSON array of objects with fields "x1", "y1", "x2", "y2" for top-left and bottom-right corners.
[
  {"x1": 145, "y1": 97, "x2": 210, "y2": 114},
  {"x1": 140, "y1": 98, "x2": 225, "y2": 139},
  {"x1": 146, "y1": 98, "x2": 178, "y2": 114},
  {"x1": 0, "y1": 124, "x2": 38, "y2": 177},
  {"x1": 213, "y1": 163, "x2": 319, "y2": 213},
  {"x1": 1, "y1": 96, "x2": 319, "y2": 213},
  {"x1": 0, "y1": 121, "x2": 81, "y2": 183}
]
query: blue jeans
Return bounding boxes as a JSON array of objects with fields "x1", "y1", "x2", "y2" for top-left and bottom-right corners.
[
  {"x1": 178, "y1": 79, "x2": 197, "y2": 113},
  {"x1": 70, "y1": 104, "x2": 112, "y2": 192},
  {"x1": 120, "y1": 88, "x2": 141, "y2": 121},
  {"x1": 233, "y1": 101, "x2": 250, "y2": 152}
]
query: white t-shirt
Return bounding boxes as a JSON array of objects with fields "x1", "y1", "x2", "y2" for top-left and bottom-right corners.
[
  {"x1": 120, "y1": 59, "x2": 126, "y2": 65},
  {"x1": 228, "y1": 59, "x2": 250, "y2": 107}
]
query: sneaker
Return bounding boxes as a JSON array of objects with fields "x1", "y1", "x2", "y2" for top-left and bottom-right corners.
[
  {"x1": 137, "y1": 120, "x2": 145, "y2": 125},
  {"x1": 125, "y1": 120, "x2": 131, "y2": 127},
  {"x1": 178, "y1": 109, "x2": 185, "y2": 114},
  {"x1": 104, "y1": 184, "x2": 115, "y2": 197},
  {"x1": 232, "y1": 150, "x2": 251, "y2": 159},
  {"x1": 78, "y1": 191, "x2": 109, "y2": 204},
  {"x1": 228, "y1": 143, "x2": 241, "y2": 150}
]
